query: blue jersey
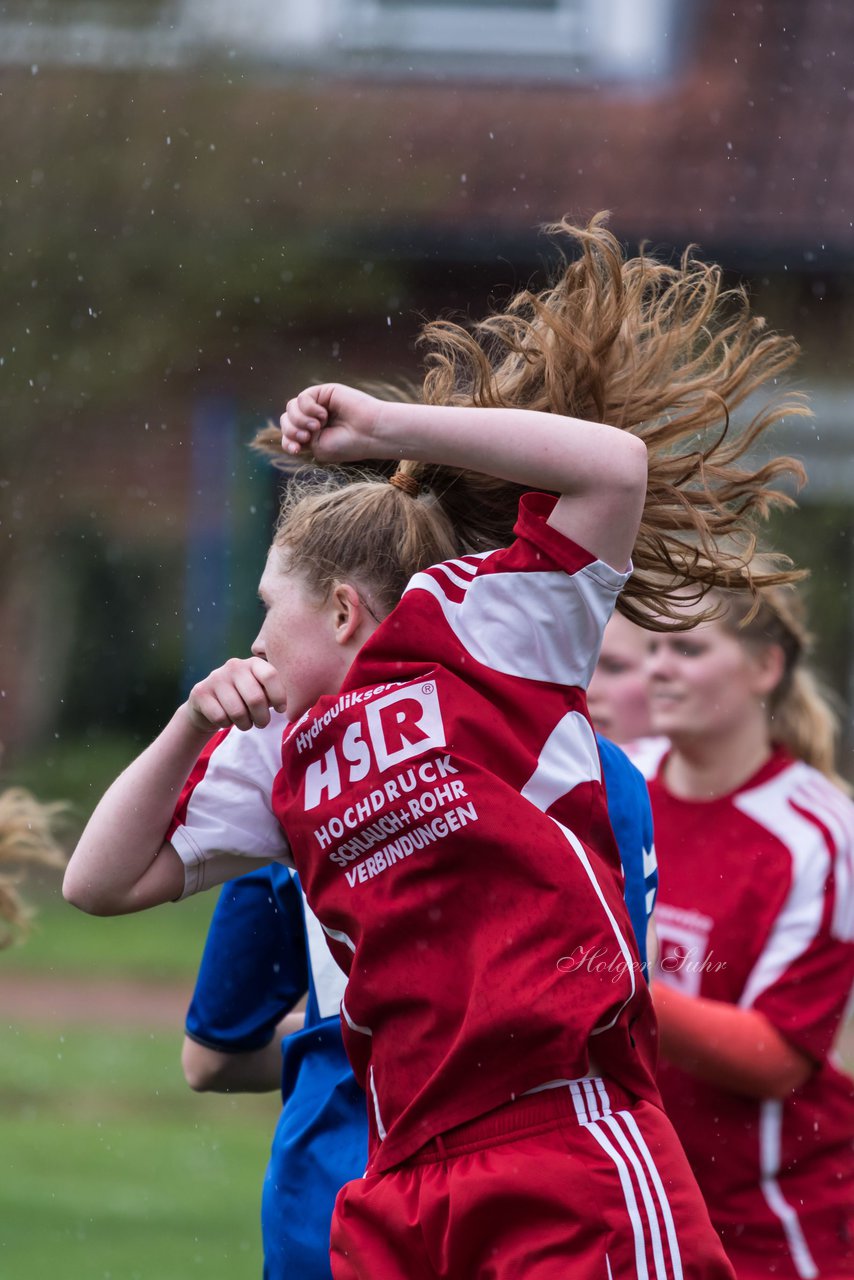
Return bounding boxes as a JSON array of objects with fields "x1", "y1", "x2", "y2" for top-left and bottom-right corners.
[
  {"x1": 185, "y1": 868, "x2": 366, "y2": 1280},
  {"x1": 185, "y1": 735, "x2": 655, "y2": 1279},
  {"x1": 598, "y1": 734, "x2": 657, "y2": 973}
]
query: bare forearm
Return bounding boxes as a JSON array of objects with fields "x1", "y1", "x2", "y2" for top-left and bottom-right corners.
[
  {"x1": 182, "y1": 1012, "x2": 305, "y2": 1093},
  {"x1": 653, "y1": 983, "x2": 812, "y2": 1098},
  {"x1": 283, "y1": 385, "x2": 648, "y2": 569},
  {"x1": 63, "y1": 705, "x2": 214, "y2": 915},
  {"x1": 371, "y1": 401, "x2": 646, "y2": 501},
  {"x1": 373, "y1": 402, "x2": 646, "y2": 569}
]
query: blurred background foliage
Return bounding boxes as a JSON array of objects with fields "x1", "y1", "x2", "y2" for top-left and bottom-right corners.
[
  {"x1": 3, "y1": 6, "x2": 854, "y2": 797},
  {"x1": 2, "y1": 2, "x2": 854, "y2": 1275}
]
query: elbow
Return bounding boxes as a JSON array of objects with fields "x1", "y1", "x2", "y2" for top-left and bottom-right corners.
[
  {"x1": 182, "y1": 1062, "x2": 214, "y2": 1093},
  {"x1": 617, "y1": 433, "x2": 649, "y2": 495},
  {"x1": 181, "y1": 1038, "x2": 225, "y2": 1092},
  {"x1": 62, "y1": 865, "x2": 122, "y2": 916},
  {"x1": 62, "y1": 865, "x2": 97, "y2": 913},
  {"x1": 764, "y1": 1060, "x2": 814, "y2": 1099}
]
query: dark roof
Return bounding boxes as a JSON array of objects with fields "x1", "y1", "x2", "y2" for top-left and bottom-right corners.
[{"x1": 277, "y1": 0, "x2": 854, "y2": 267}]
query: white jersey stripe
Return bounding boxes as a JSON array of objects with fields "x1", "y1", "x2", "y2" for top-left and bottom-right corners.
[
  {"x1": 340, "y1": 997, "x2": 372, "y2": 1037},
  {"x1": 553, "y1": 819, "x2": 637, "y2": 1030},
  {"x1": 792, "y1": 781, "x2": 854, "y2": 941},
  {"x1": 447, "y1": 552, "x2": 492, "y2": 572},
  {"x1": 300, "y1": 885, "x2": 348, "y2": 1018},
  {"x1": 523, "y1": 1077, "x2": 588, "y2": 1096},
  {"x1": 431, "y1": 561, "x2": 480, "y2": 591},
  {"x1": 368, "y1": 1066, "x2": 387, "y2": 1142},
  {"x1": 734, "y1": 768, "x2": 831, "y2": 1008},
  {"x1": 520, "y1": 711, "x2": 601, "y2": 813},
  {"x1": 619, "y1": 1110, "x2": 685, "y2": 1280},
  {"x1": 405, "y1": 562, "x2": 627, "y2": 687},
  {"x1": 321, "y1": 922, "x2": 356, "y2": 953},
  {"x1": 758, "y1": 1100, "x2": 819, "y2": 1279}
]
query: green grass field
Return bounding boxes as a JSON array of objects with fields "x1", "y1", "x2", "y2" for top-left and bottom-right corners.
[
  {"x1": 4, "y1": 881, "x2": 218, "y2": 982},
  {"x1": 1, "y1": 850, "x2": 277, "y2": 1279},
  {"x1": 0, "y1": 1023, "x2": 276, "y2": 1279}
]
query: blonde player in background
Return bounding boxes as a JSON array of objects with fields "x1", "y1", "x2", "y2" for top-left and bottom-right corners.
[{"x1": 633, "y1": 575, "x2": 854, "y2": 1279}]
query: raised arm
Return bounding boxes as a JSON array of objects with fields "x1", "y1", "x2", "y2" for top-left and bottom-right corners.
[
  {"x1": 63, "y1": 656, "x2": 286, "y2": 915},
  {"x1": 281, "y1": 386, "x2": 648, "y2": 571}
]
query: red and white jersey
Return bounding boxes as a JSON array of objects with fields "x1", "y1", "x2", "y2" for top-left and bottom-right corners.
[
  {"x1": 171, "y1": 493, "x2": 660, "y2": 1173},
  {"x1": 638, "y1": 739, "x2": 854, "y2": 1277}
]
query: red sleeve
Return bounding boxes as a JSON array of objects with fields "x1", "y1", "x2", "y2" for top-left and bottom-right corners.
[
  {"x1": 751, "y1": 918, "x2": 854, "y2": 1062},
  {"x1": 166, "y1": 729, "x2": 229, "y2": 840},
  {"x1": 512, "y1": 491, "x2": 598, "y2": 573}
]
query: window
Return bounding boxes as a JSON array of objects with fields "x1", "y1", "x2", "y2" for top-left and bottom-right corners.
[{"x1": 337, "y1": 0, "x2": 681, "y2": 81}]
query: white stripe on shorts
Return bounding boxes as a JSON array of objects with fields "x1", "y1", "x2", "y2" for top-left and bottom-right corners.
[{"x1": 571, "y1": 1080, "x2": 684, "y2": 1280}]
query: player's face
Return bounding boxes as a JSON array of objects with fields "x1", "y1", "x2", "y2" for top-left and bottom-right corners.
[
  {"x1": 251, "y1": 548, "x2": 351, "y2": 722},
  {"x1": 644, "y1": 608, "x2": 775, "y2": 745},
  {"x1": 587, "y1": 613, "x2": 652, "y2": 743}
]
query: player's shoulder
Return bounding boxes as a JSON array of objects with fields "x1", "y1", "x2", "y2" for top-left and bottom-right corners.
[
  {"x1": 777, "y1": 758, "x2": 854, "y2": 845},
  {"x1": 741, "y1": 755, "x2": 852, "y2": 818},
  {"x1": 403, "y1": 552, "x2": 494, "y2": 605},
  {"x1": 735, "y1": 755, "x2": 854, "y2": 866}
]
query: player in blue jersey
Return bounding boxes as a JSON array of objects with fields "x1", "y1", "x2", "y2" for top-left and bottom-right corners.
[
  {"x1": 183, "y1": 864, "x2": 366, "y2": 1280},
  {"x1": 181, "y1": 735, "x2": 655, "y2": 1280}
]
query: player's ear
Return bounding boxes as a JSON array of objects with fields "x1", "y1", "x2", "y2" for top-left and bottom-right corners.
[
  {"x1": 751, "y1": 641, "x2": 786, "y2": 699},
  {"x1": 330, "y1": 582, "x2": 368, "y2": 645}
]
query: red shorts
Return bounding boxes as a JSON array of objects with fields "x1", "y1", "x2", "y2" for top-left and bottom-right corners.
[{"x1": 330, "y1": 1077, "x2": 736, "y2": 1279}]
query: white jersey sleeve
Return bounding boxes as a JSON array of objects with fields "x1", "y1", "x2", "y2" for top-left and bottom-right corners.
[
  {"x1": 403, "y1": 493, "x2": 631, "y2": 691},
  {"x1": 169, "y1": 713, "x2": 293, "y2": 899}
]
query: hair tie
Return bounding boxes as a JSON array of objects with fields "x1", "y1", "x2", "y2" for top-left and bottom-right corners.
[{"x1": 389, "y1": 470, "x2": 420, "y2": 498}]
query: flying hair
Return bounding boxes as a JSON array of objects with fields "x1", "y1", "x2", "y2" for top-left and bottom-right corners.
[
  {"x1": 0, "y1": 786, "x2": 67, "y2": 947},
  {"x1": 255, "y1": 213, "x2": 808, "y2": 628}
]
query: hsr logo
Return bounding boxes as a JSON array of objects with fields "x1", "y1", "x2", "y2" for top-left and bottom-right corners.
[{"x1": 304, "y1": 683, "x2": 446, "y2": 811}]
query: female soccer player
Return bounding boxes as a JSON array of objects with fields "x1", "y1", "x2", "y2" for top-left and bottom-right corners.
[
  {"x1": 635, "y1": 580, "x2": 854, "y2": 1279},
  {"x1": 64, "y1": 216, "x2": 806, "y2": 1278},
  {"x1": 182, "y1": 858, "x2": 367, "y2": 1280},
  {"x1": 181, "y1": 726, "x2": 658, "y2": 1280}
]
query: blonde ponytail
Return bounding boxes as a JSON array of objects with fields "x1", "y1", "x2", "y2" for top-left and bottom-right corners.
[
  {"x1": 768, "y1": 667, "x2": 844, "y2": 786},
  {"x1": 720, "y1": 581, "x2": 847, "y2": 790}
]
